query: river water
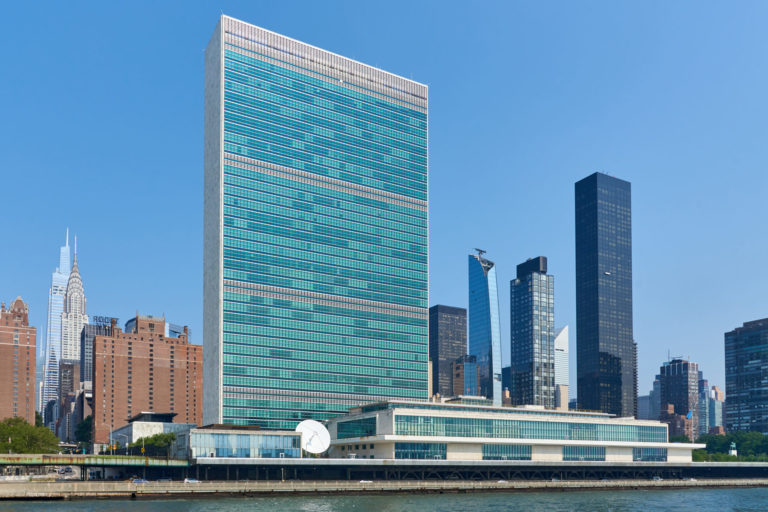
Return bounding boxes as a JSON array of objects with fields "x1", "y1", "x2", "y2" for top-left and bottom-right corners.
[{"x1": 1, "y1": 488, "x2": 767, "y2": 512}]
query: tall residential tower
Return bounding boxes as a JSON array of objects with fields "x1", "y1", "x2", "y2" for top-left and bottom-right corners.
[
  {"x1": 725, "y1": 318, "x2": 768, "y2": 432},
  {"x1": 468, "y1": 251, "x2": 502, "y2": 406},
  {"x1": 509, "y1": 257, "x2": 555, "y2": 407},
  {"x1": 203, "y1": 16, "x2": 429, "y2": 428},
  {"x1": 575, "y1": 172, "x2": 636, "y2": 417}
]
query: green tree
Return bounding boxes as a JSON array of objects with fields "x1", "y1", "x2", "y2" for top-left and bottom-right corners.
[
  {"x1": 0, "y1": 417, "x2": 59, "y2": 454},
  {"x1": 35, "y1": 411, "x2": 43, "y2": 427},
  {"x1": 129, "y1": 432, "x2": 177, "y2": 458},
  {"x1": 75, "y1": 416, "x2": 92, "y2": 444},
  {"x1": 669, "y1": 435, "x2": 690, "y2": 443}
]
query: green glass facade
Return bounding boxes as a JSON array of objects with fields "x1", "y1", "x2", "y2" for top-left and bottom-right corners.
[
  {"x1": 394, "y1": 443, "x2": 446, "y2": 459},
  {"x1": 632, "y1": 447, "x2": 667, "y2": 461},
  {"x1": 482, "y1": 444, "x2": 532, "y2": 460},
  {"x1": 205, "y1": 17, "x2": 429, "y2": 429},
  {"x1": 394, "y1": 415, "x2": 666, "y2": 442},
  {"x1": 337, "y1": 417, "x2": 377, "y2": 439},
  {"x1": 562, "y1": 446, "x2": 605, "y2": 461}
]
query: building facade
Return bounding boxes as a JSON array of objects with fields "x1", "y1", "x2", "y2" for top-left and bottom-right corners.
[
  {"x1": 659, "y1": 359, "x2": 699, "y2": 439},
  {"x1": 41, "y1": 231, "x2": 71, "y2": 417},
  {"x1": 92, "y1": 315, "x2": 202, "y2": 443},
  {"x1": 326, "y1": 400, "x2": 702, "y2": 462},
  {"x1": 452, "y1": 355, "x2": 478, "y2": 396},
  {"x1": 509, "y1": 257, "x2": 555, "y2": 408},
  {"x1": 58, "y1": 359, "x2": 80, "y2": 441},
  {"x1": 725, "y1": 318, "x2": 768, "y2": 433},
  {"x1": 554, "y1": 326, "x2": 569, "y2": 388},
  {"x1": 468, "y1": 251, "x2": 502, "y2": 406},
  {"x1": 203, "y1": 15, "x2": 429, "y2": 429},
  {"x1": 80, "y1": 322, "x2": 114, "y2": 385},
  {"x1": 429, "y1": 305, "x2": 467, "y2": 397},
  {"x1": 60, "y1": 246, "x2": 88, "y2": 362},
  {"x1": 575, "y1": 172, "x2": 636, "y2": 417},
  {"x1": 174, "y1": 425, "x2": 301, "y2": 460},
  {"x1": 0, "y1": 298, "x2": 36, "y2": 424}
]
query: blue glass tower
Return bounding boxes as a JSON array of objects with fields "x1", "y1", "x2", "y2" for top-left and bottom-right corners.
[
  {"x1": 468, "y1": 251, "x2": 502, "y2": 406},
  {"x1": 203, "y1": 16, "x2": 429, "y2": 428},
  {"x1": 575, "y1": 172, "x2": 636, "y2": 417},
  {"x1": 41, "y1": 230, "x2": 70, "y2": 417}
]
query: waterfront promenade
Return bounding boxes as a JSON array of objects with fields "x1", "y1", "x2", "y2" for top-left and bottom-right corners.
[{"x1": 2, "y1": 478, "x2": 768, "y2": 500}]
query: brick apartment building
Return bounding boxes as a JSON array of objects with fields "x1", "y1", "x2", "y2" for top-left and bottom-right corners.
[
  {"x1": 92, "y1": 315, "x2": 202, "y2": 444},
  {"x1": 0, "y1": 298, "x2": 36, "y2": 424}
]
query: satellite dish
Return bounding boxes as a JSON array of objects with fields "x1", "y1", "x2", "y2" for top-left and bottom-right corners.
[{"x1": 295, "y1": 420, "x2": 330, "y2": 454}]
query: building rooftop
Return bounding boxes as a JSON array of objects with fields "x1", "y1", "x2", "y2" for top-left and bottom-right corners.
[{"x1": 352, "y1": 399, "x2": 617, "y2": 419}]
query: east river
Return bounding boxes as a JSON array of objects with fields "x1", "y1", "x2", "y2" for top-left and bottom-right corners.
[{"x1": 2, "y1": 488, "x2": 768, "y2": 512}]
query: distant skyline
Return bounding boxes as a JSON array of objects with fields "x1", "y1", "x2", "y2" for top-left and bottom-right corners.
[{"x1": 3, "y1": 2, "x2": 768, "y2": 397}]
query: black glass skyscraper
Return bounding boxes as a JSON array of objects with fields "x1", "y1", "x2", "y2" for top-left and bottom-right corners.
[
  {"x1": 725, "y1": 318, "x2": 768, "y2": 432},
  {"x1": 575, "y1": 172, "x2": 636, "y2": 417},
  {"x1": 429, "y1": 305, "x2": 467, "y2": 397}
]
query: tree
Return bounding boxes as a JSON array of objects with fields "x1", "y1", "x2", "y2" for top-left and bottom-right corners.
[
  {"x1": 35, "y1": 411, "x2": 43, "y2": 428},
  {"x1": 75, "y1": 416, "x2": 92, "y2": 444},
  {"x1": 669, "y1": 435, "x2": 690, "y2": 443},
  {"x1": 129, "y1": 432, "x2": 177, "y2": 458},
  {"x1": 0, "y1": 417, "x2": 59, "y2": 454}
]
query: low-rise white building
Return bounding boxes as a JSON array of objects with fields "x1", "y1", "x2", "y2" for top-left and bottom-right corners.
[
  {"x1": 326, "y1": 400, "x2": 704, "y2": 463},
  {"x1": 108, "y1": 412, "x2": 196, "y2": 450}
]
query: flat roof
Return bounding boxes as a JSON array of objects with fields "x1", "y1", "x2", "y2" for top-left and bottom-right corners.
[{"x1": 353, "y1": 400, "x2": 616, "y2": 419}]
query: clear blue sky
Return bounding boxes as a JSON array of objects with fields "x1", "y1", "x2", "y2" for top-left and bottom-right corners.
[{"x1": 2, "y1": 1, "x2": 767, "y2": 396}]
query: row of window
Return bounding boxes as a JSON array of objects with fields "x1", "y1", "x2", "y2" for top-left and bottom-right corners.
[
  {"x1": 224, "y1": 117, "x2": 426, "y2": 189},
  {"x1": 223, "y1": 300, "x2": 425, "y2": 337},
  {"x1": 222, "y1": 329, "x2": 426, "y2": 361},
  {"x1": 223, "y1": 140, "x2": 426, "y2": 201},
  {"x1": 225, "y1": 107, "x2": 427, "y2": 173},
  {"x1": 224, "y1": 49, "x2": 426, "y2": 131},
  {"x1": 394, "y1": 415, "x2": 667, "y2": 443},
  {"x1": 224, "y1": 159, "x2": 427, "y2": 222},
  {"x1": 223, "y1": 266, "x2": 426, "y2": 309},
  {"x1": 223, "y1": 174, "x2": 427, "y2": 238},
  {"x1": 225, "y1": 46, "x2": 427, "y2": 122},
  {"x1": 225, "y1": 290, "x2": 426, "y2": 327}
]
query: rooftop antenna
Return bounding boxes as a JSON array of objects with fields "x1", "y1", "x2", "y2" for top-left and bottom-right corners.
[{"x1": 474, "y1": 248, "x2": 486, "y2": 257}]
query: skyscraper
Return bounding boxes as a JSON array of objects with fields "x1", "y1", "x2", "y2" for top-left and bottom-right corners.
[
  {"x1": 468, "y1": 251, "x2": 502, "y2": 406},
  {"x1": 0, "y1": 298, "x2": 36, "y2": 424},
  {"x1": 554, "y1": 326, "x2": 569, "y2": 388},
  {"x1": 725, "y1": 318, "x2": 768, "y2": 433},
  {"x1": 554, "y1": 326, "x2": 569, "y2": 409},
  {"x1": 41, "y1": 231, "x2": 71, "y2": 416},
  {"x1": 509, "y1": 257, "x2": 555, "y2": 407},
  {"x1": 61, "y1": 242, "x2": 88, "y2": 362},
  {"x1": 575, "y1": 172, "x2": 636, "y2": 417},
  {"x1": 659, "y1": 358, "x2": 699, "y2": 439},
  {"x1": 203, "y1": 16, "x2": 429, "y2": 428},
  {"x1": 429, "y1": 305, "x2": 467, "y2": 397}
]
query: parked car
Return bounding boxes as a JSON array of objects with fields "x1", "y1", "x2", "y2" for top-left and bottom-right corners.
[
  {"x1": 131, "y1": 478, "x2": 149, "y2": 484},
  {"x1": 184, "y1": 478, "x2": 200, "y2": 483}
]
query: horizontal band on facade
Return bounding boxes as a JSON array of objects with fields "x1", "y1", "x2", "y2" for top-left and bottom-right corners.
[
  {"x1": 224, "y1": 154, "x2": 427, "y2": 211},
  {"x1": 223, "y1": 280, "x2": 427, "y2": 318},
  {"x1": 223, "y1": 387, "x2": 414, "y2": 403},
  {"x1": 222, "y1": 17, "x2": 427, "y2": 109}
]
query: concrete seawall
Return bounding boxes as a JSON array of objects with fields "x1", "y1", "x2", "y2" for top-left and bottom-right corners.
[{"x1": 1, "y1": 479, "x2": 768, "y2": 500}]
